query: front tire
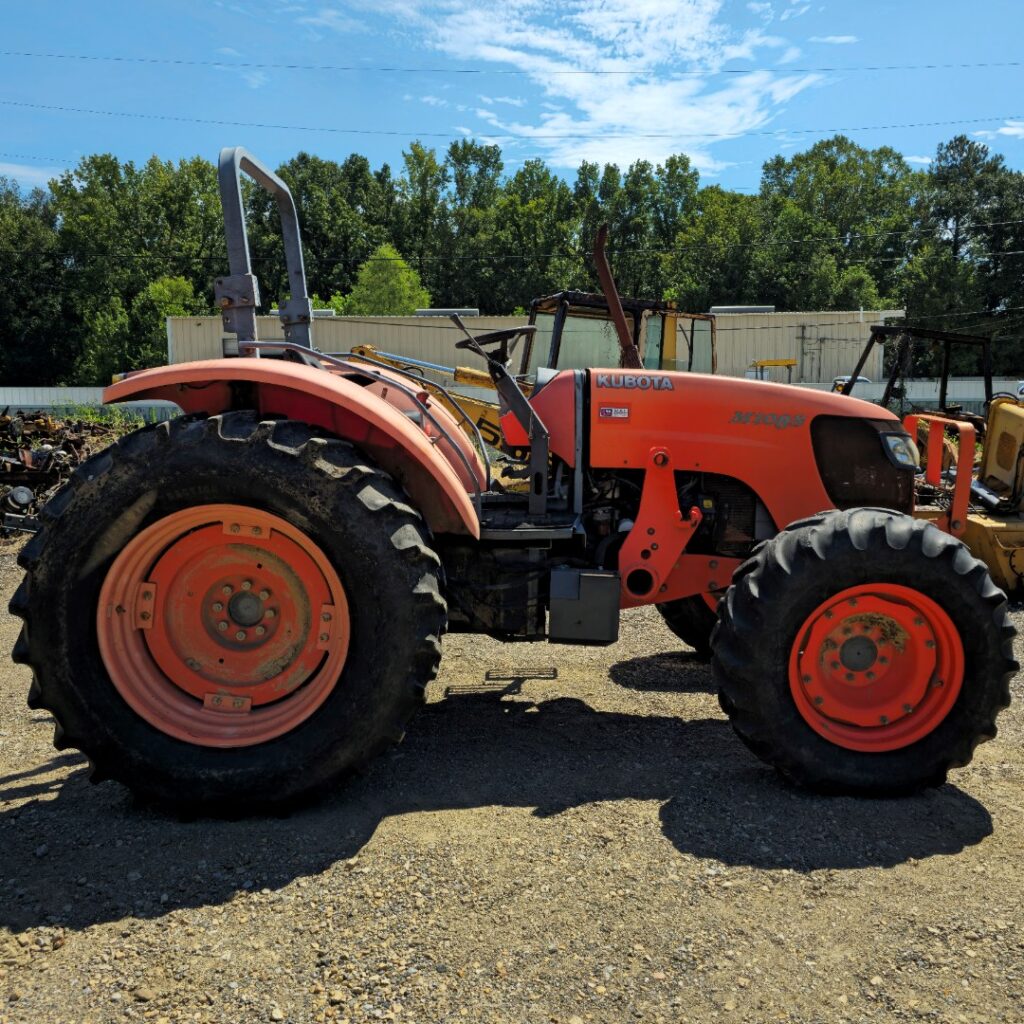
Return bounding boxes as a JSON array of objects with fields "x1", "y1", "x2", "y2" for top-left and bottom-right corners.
[
  {"x1": 713, "y1": 508, "x2": 1016, "y2": 795},
  {"x1": 10, "y1": 412, "x2": 446, "y2": 813},
  {"x1": 656, "y1": 594, "x2": 717, "y2": 659}
]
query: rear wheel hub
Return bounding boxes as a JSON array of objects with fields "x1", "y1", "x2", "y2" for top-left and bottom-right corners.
[{"x1": 97, "y1": 504, "x2": 350, "y2": 748}]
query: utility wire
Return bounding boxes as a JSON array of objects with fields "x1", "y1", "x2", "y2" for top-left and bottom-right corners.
[
  {"x1": 0, "y1": 150, "x2": 74, "y2": 164},
  {"x1": 2, "y1": 98, "x2": 1021, "y2": 142},
  {"x1": 2, "y1": 49, "x2": 1023, "y2": 77}
]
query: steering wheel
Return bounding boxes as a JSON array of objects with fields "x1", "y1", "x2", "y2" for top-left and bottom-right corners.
[{"x1": 455, "y1": 325, "x2": 537, "y2": 369}]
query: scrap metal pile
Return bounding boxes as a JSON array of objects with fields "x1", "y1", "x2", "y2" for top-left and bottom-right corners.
[{"x1": 1, "y1": 410, "x2": 127, "y2": 537}]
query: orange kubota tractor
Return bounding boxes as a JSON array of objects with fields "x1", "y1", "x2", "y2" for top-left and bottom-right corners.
[{"x1": 9, "y1": 149, "x2": 1017, "y2": 813}]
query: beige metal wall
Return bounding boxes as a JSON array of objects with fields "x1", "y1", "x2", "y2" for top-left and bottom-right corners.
[
  {"x1": 167, "y1": 309, "x2": 902, "y2": 383},
  {"x1": 713, "y1": 310, "x2": 901, "y2": 382},
  {"x1": 166, "y1": 315, "x2": 524, "y2": 367}
]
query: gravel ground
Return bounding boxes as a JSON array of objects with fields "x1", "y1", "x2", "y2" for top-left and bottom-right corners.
[{"x1": 1, "y1": 538, "x2": 1023, "y2": 1024}]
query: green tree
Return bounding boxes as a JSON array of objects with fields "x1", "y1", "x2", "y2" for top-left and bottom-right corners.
[
  {"x1": 395, "y1": 142, "x2": 449, "y2": 290},
  {"x1": 343, "y1": 244, "x2": 430, "y2": 315},
  {"x1": 488, "y1": 159, "x2": 579, "y2": 312},
  {"x1": 0, "y1": 179, "x2": 68, "y2": 385},
  {"x1": 664, "y1": 186, "x2": 761, "y2": 311},
  {"x1": 246, "y1": 152, "x2": 382, "y2": 306},
  {"x1": 760, "y1": 135, "x2": 915, "y2": 303},
  {"x1": 433, "y1": 140, "x2": 503, "y2": 309},
  {"x1": 75, "y1": 276, "x2": 203, "y2": 384}
]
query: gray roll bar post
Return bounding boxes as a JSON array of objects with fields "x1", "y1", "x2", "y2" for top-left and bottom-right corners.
[{"x1": 214, "y1": 147, "x2": 313, "y2": 349}]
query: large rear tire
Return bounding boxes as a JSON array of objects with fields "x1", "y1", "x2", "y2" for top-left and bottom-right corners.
[
  {"x1": 713, "y1": 508, "x2": 1016, "y2": 795},
  {"x1": 10, "y1": 412, "x2": 446, "y2": 813}
]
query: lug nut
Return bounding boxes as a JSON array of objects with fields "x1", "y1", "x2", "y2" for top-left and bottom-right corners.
[
  {"x1": 321, "y1": 611, "x2": 331, "y2": 622},
  {"x1": 217, "y1": 621, "x2": 228, "y2": 632},
  {"x1": 212, "y1": 602, "x2": 224, "y2": 612},
  {"x1": 235, "y1": 630, "x2": 246, "y2": 641},
  {"x1": 845, "y1": 672, "x2": 855, "y2": 681},
  {"x1": 222, "y1": 585, "x2": 233, "y2": 596},
  {"x1": 255, "y1": 625, "x2": 266, "y2": 637},
  {"x1": 241, "y1": 580, "x2": 252, "y2": 591},
  {"x1": 319, "y1": 632, "x2": 329, "y2": 642},
  {"x1": 230, "y1": 523, "x2": 240, "y2": 534},
  {"x1": 266, "y1": 609, "x2": 276, "y2": 619},
  {"x1": 259, "y1": 590, "x2": 270, "y2": 600}
]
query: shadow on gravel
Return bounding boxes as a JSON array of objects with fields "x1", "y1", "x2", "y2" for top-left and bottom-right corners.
[
  {"x1": 0, "y1": 692, "x2": 992, "y2": 932},
  {"x1": 608, "y1": 652, "x2": 714, "y2": 693}
]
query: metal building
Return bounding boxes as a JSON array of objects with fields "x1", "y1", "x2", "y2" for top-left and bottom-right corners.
[{"x1": 166, "y1": 308, "x2": 902, "y2": 384}]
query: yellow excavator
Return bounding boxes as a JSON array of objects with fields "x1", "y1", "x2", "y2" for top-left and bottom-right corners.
[{"x1": 349, "y1": 226, "x2": 716, "y2": 447}]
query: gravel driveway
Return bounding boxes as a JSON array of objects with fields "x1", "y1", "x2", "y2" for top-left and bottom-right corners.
[{"x1": 1, "y1": 541, "x2": 1022, "y2": 1023}]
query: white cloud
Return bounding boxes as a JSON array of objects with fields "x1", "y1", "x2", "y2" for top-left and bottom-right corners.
[
  {"x1": 299, "y1": 6, "x2": 365, "y2": 32},
  {"x1": 0, "y1": 162, "x2": 63, "y2": 188},
  {"x1": 479, "y1": 95, "x2": 528, "y2": 108},
  {"x1": 778, "y1": 45, "x2": 802, "y2": 63},
  {"x1": 420, "y1": 95, "x2": 449, "y2": 107},
  {"x1": 974, "y1": 120, "x2": 1024, "y2": 141},
  {"x1": 779, "y1": 3, "x2": 810, "y2": 21},
  {"x1": 372, "y1": 0, "x2": 820, "y2": 170},
  {"x1": 905, "y1": 155, "x2": 933, "y2": 165},
  {"x1": 996, "y1": 119, "x2": 1024, "y2": 139},
  {"x1": 809, "y1": 34, "x2": 858, "y2": 44},
  {"x1": 747, "y1": 2, "x2": 774, "y2": 20}
]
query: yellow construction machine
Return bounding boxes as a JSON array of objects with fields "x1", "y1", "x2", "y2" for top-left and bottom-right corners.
[{"x1": 840, "y1": 324, "x2": 1024, "y2": 591}]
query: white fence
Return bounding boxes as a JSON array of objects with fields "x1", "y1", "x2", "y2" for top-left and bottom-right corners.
[{"x1": 0, "y1": 387, "x2": 176, "y2": 420}]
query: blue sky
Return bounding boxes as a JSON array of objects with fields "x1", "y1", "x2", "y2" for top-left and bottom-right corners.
[{"x1": 2, "y1": 0, "x2": 1023, "y2": 192}]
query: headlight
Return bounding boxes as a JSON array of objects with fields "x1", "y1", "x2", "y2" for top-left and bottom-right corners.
[{"x1": 882, "y1": 432, "x2": 920, "y2": 469}]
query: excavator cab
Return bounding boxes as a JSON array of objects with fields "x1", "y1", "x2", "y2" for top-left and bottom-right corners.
[{"x1": 527, "y1": 291, "x2": 716, "y2": 378}]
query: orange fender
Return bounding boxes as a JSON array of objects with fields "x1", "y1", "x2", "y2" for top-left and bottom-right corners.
[{"x1": 105, "y1": 359, "x2": 481, "y2": 538}]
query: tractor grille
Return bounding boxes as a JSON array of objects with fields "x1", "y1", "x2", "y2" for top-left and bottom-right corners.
[{"x1": 811, "y1": 416, "x2": 914, "y2": 513}]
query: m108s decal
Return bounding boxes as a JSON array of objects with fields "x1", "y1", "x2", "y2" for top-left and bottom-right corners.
[{"x1": 730, "y1": 411, "x2": 807, "y2": 429}]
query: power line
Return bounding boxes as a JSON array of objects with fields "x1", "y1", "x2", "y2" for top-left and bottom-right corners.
[
  {"x1": 2, "y1": 97, "x2": 1021, "y2": 142},
  {"x1": 2, "y1": 49, "x2": 1023, "y2": 78},
  {"x1": 0, "y1": 151, "x2": 73, "y2": 164}
]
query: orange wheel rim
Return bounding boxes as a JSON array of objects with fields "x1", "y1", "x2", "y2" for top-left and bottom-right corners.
[
  {"x1": 788, "y1": 583, "x2": 964, "y2": 752},
  {"x1": 97, "y1": 504, "x2": 350, "y2": 748}
]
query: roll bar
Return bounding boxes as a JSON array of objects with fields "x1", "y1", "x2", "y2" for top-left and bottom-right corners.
[{"x1": 214, "y1": 146, "x2": 313, "y2": 348}]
